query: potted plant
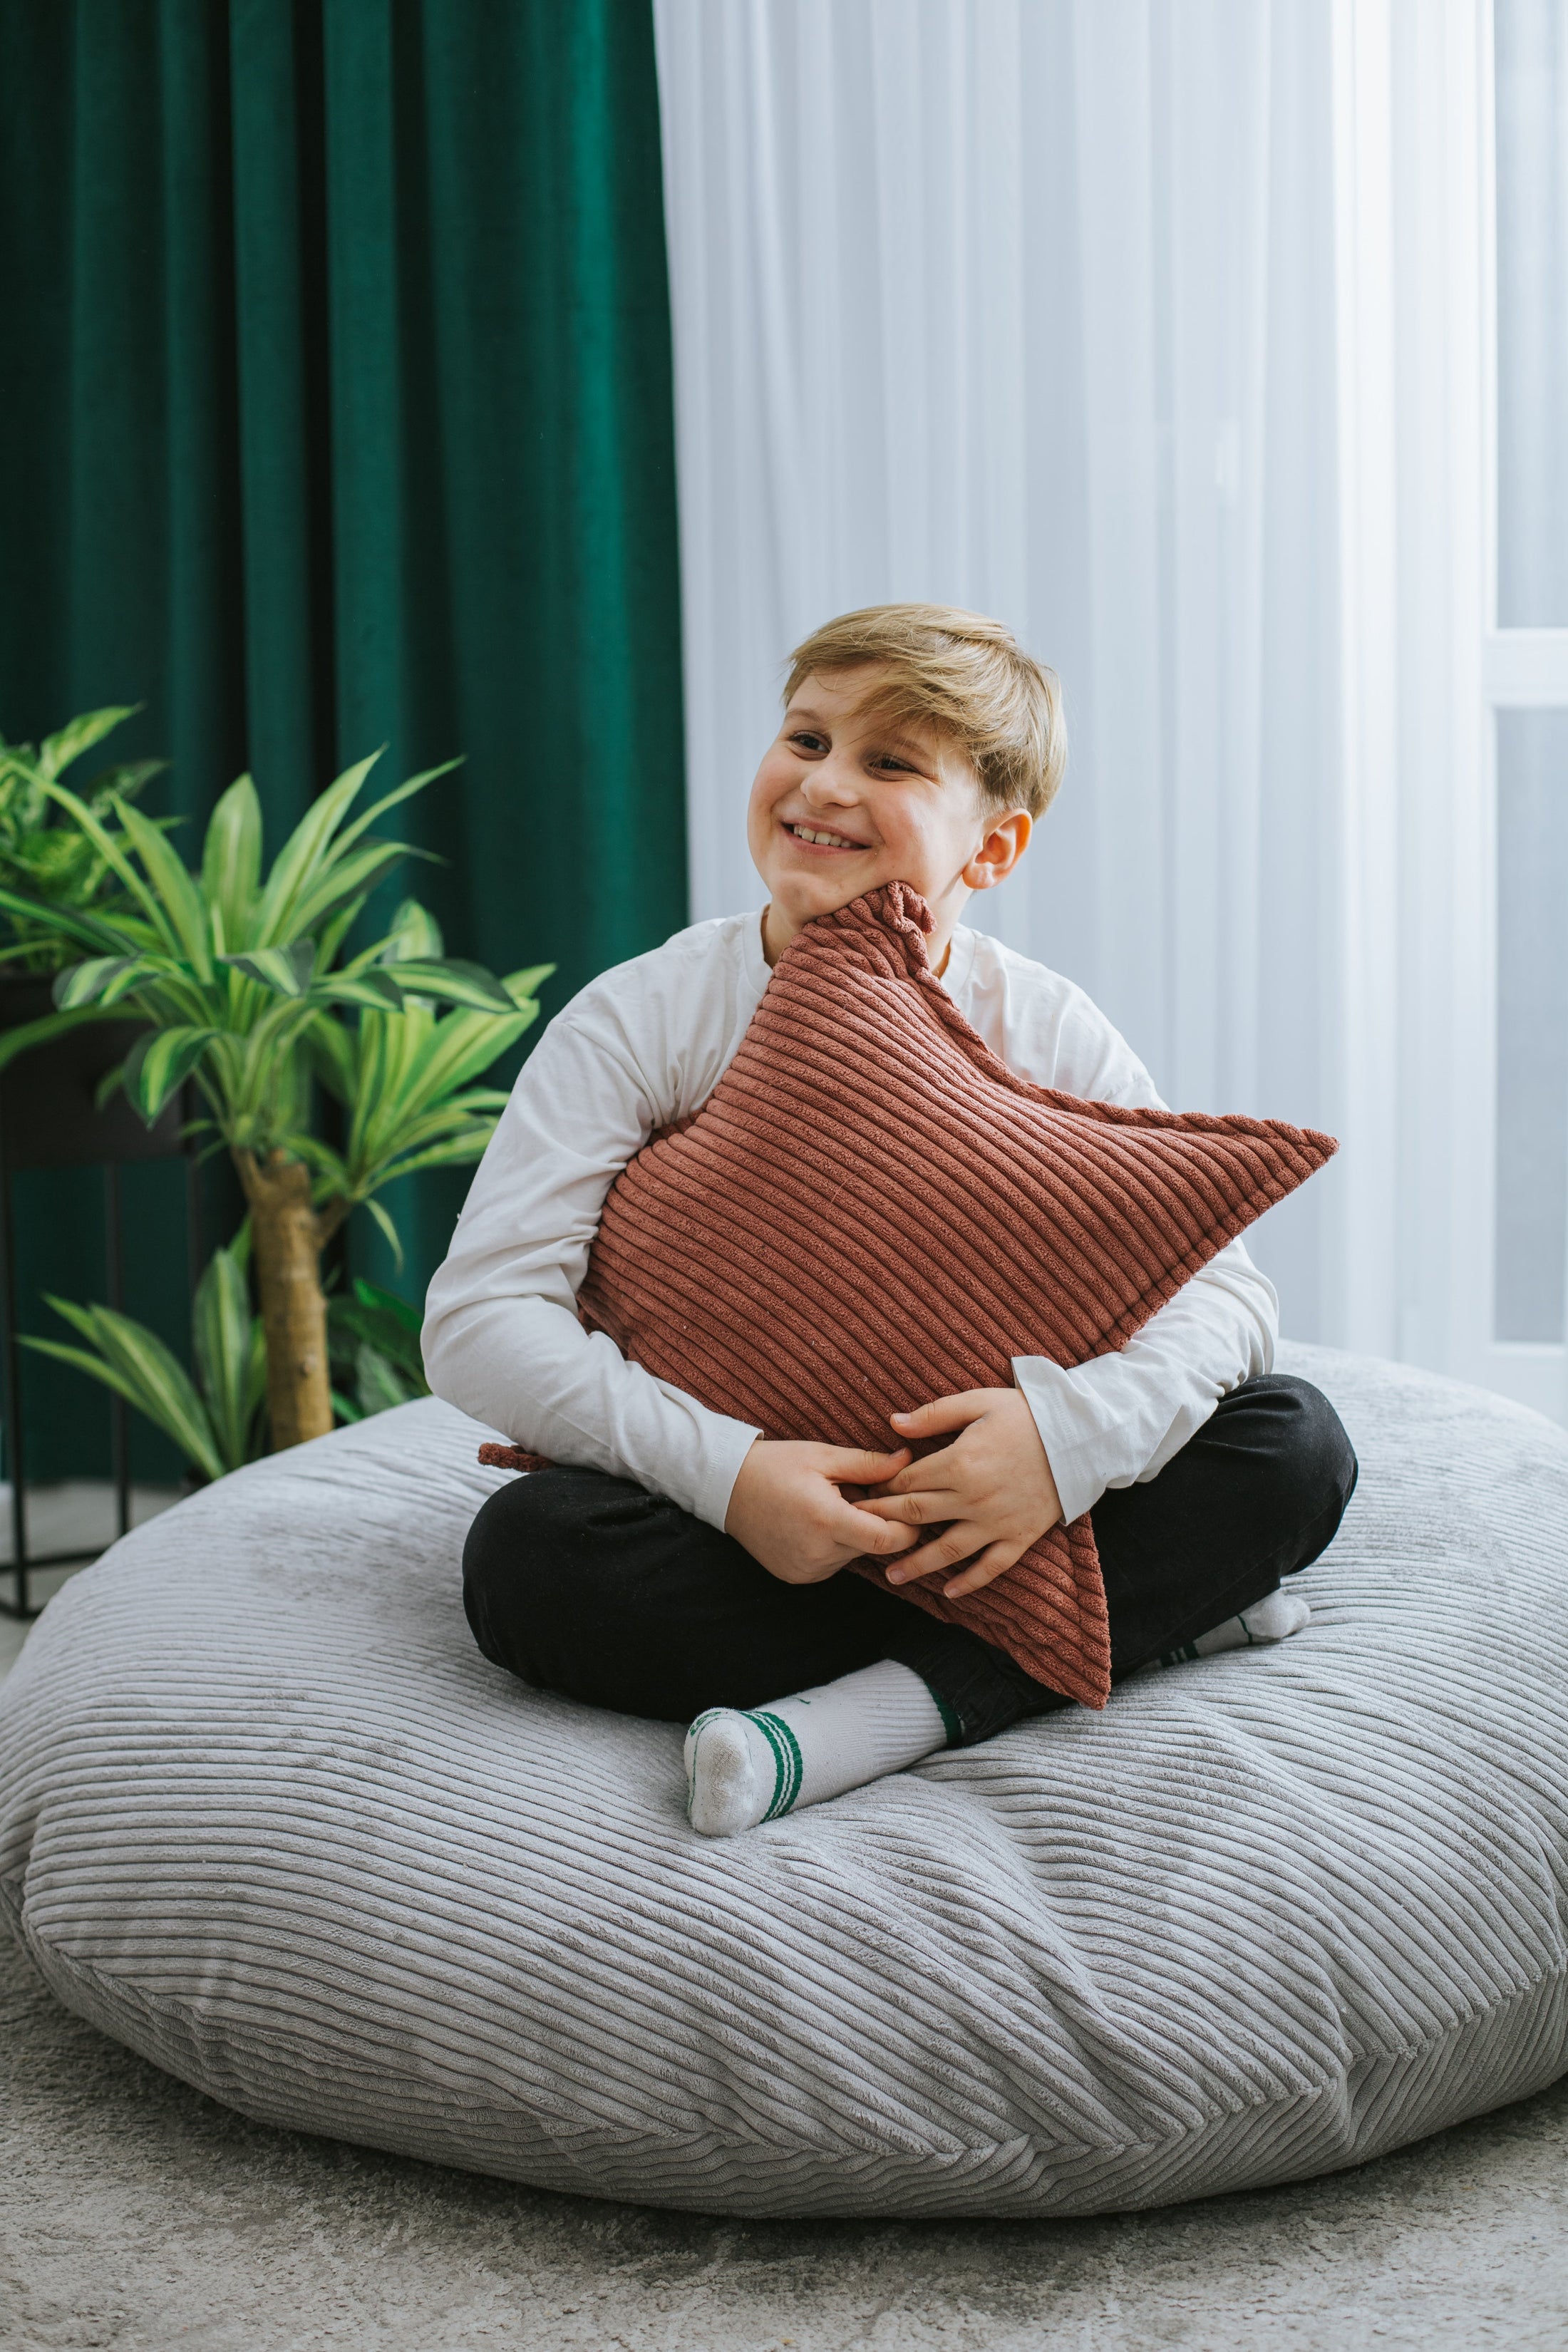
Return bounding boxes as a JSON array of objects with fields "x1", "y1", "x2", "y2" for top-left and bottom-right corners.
[
  {"x1": 0, "y1": 706, "x2": 182, "y2": 1164},
  {"x1": 1, "y1": 754, "x2": 549, "y2": 1452}
]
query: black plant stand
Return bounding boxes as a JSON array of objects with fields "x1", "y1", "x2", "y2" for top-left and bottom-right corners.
[{"x1": 0, "y1": 974, "x2": 200, "y2": 1619}]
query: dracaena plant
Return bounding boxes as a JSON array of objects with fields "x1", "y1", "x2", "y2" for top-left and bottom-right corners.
[
  {"x1": 0, "y1": 753, "x2": 549, "y2": 1453},
  {"x1": 24, "y1": 1235, "x2": 267, "y2": 1485},
  {"x1": 0, "y1": 706, "x2": 167, "y2": 973},
  {"x1": 24, "y1": 1244, "x2": 430, "y2": 1485}
]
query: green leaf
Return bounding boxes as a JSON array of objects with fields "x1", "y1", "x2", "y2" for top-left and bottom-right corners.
[
  {"x1": 0, "y1": 880, "x2": 145, "y2": 959},
  {"x1": 353, "y1": 1340, "x2": 419, "y2": 1418},
  {"x1": 319, "y1": 969, "x2": 406, "y2": 1013},
  {"x1": 33, "y1": 775, "x2": 176, "y2": 947},
  {"x1": 38, "y1": 706, "x2": 138, "y2": 780},
  {"x1": 252, "y1": 751, "x2": 383, "y2": 944},
  {"x1": 503, "y1": 964, "x2": 555, "y2": 1002},
  {"x1": 51, "y1": 955, "x2": 147, "y2": 1010},
  {"x1": 383, "y1": 957, "x2": 517, "y2": 1011},
  {"x1": 24, "y1": 1296, "x2": 225, "y2": 1484},
  {"x1": 123, "y1": 1025, "x2": 219, "y2": 1123},
  {"x1": 192, "y1": 1243, "x2": 263, "y2": 1474},
  {"x1": 362, "y1": 1131, "x2": 500, "y2": 1184},
  {"x1": 328, "y1": 1281, "x2": 427, "y2": 1396},
  {"x1": 220, "y1": 939, "x2": 316, "y2": 996},
  {"x1": 110, "y1": 795, "x2": 213, "y2": 974},
  {"x1": 201, "y1": 775, "x2": 264, "y2": 949},
  {"x1": 83, "y1": 758, "x2": 166, "y2": 806},
  {"x1": 353, "y1": 1276, "x2": 421, "y2": 1334},
  {"x1": 378, "y1": 897, "x2": 443, "y2": 963},
  {"x1": 284, "y1": 837, "x2": 430, "y2": 942},
  {"x1": 361, "y1": 1193, "x2": 405, "y2": 1269},
  {"x1": 331, "y1": 757, "x2": 462, "y2": 857}
]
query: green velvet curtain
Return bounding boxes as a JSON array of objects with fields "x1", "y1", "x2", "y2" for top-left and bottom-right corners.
[{"x1": 0, "y1": 0, "x2": 686, "y2": 1480}]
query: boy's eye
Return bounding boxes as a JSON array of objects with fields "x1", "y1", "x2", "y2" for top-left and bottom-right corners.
[
  {"x1": 790, "y1": 731, "x2": 828, "y2": 754},
  {"x1": 870, "y1": 755, "x2": 914, "y2": 774}
]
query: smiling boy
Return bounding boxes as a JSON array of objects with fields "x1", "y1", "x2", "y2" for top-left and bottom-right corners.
[{"x1": 425, "y1": 605, "x2": 1356, "y2": 1835}]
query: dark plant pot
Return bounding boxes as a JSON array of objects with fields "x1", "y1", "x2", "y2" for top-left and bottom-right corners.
[{"x1": 0, "y1": 972, "x2": 185, "y2": 1172}]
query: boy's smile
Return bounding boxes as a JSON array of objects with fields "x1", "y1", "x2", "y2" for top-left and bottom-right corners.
[{"x1": 748, "y1": 664, "x2": 1031, "y2": 969}]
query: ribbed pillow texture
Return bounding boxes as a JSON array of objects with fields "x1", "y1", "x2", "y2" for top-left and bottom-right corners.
[{"x1": 566, "y1": 882, "x2": 1336, "y2": 1706}]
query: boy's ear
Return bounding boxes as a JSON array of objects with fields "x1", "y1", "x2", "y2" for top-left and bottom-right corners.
[{"x1": 964, "y1": 810, "x2": 1031, "y2": 892}]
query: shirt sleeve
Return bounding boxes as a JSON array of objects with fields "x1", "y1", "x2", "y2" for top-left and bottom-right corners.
[
  {"x1": 998, "y1": 976, "x2": 1279, "y2": 1524},
  {"x1": 421, "y1": 965, "x2": 762, "y2": 1530}
]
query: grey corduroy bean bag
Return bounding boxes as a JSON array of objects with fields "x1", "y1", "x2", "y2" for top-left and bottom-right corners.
[{"x1": 2, "y1": 1341, "x2": 1566, "y2": 2219}]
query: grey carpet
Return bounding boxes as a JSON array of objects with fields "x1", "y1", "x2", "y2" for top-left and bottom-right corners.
[{"x1": 4, "y1": 1930, "x2": 1567, "y2": 2351}]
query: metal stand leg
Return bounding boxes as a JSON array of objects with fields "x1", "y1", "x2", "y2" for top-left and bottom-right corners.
[
  {"x1": 105, "y1": 1163, "x2": 130, "y2": 1544},
  {"x1": 186, "y1": 1135, "x2": 203, "y2": 1306},
  {"x1": 0, "y1": 1160, "x2": 26, "y2": 1617}
]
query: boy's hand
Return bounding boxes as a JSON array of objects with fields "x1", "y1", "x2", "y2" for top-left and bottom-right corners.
[
  {"x1": 858, "y1": 1388, "x2": 1063, "y2": 1599},
  {"x1": 726, "y1": 1440, "x2": 920, "y2": 1584}
]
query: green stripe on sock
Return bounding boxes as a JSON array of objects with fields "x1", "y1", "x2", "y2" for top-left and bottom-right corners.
[
  {"x1": 923, "y1": 1683, "x2": 961, "y2": 1748},
  {"x1": 749, "y1": 1711, "x2": 804, "y2": 1820}
]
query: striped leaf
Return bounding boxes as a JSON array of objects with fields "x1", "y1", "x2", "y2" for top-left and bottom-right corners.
[
  {"x1": 192, "y1": 1244, "x2": 264, "y2": 1474},
  {"x1": 252, "y1": 752, "x2": 383, "y2": 944},
  {"x1": 24, "y1": 1297, "x2": 225, "y2": 1485},
  {"x1": 383, "y1": 957, "x2": 518, "y2": 1012},
  {"x1": 123, "y1": 1025, "x2": 219, "y2": 1123},
  {"x1": 320, "y1": 969, "x2": 407, "y2": 1013},
  {"x1": 504, "y1": 964, "x2": 554, "y2": 1004},
  {"x1": 200, "y1": 775, "x2": 264, "y2": 951},
  {"x1": 112, "y1": 796, "x2": 213, "y2": 974},
  {"x1": 37, "y1": 705, "x2": 139, "y2": 780},
  {"x1": 220, "y1": 939, "x2": 316, "y2": 996},
  {"x1": 331, "y1": 758, "x2": 462, "y2": 860},
  {"x1": 0, "y1": 881, "x2": 147, "y2": 960},
  {"x1": 51, "y1": 955, "x2": 147, "y2": 1010}
]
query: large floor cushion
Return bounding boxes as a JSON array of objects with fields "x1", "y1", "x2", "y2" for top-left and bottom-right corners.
[{"x1": 2, "y1": 1343, "x2": 1566, "y2": 2219}]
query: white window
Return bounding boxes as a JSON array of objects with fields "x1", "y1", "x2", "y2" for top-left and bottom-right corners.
[{"x1": 1485, "y1": 0, "x2": 1568, "y2": 1415}]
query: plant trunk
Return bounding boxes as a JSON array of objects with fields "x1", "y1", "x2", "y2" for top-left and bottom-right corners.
[{"x1": 237, "y1": 1149, "x2": 333, "y2": 1450}]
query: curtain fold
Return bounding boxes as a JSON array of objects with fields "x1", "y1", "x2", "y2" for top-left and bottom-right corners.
[{"x1": 0, "y1": 0, "x2": 685, "y2": 1478}]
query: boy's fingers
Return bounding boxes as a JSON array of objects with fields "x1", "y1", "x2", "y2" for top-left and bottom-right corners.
[
  {"x1": 837, "y1": 1500, "x2": 917, "y2": 1555},
  {"x1": 873, "y1": 1441, "x2": 961, "y2": 1496},
  {"x1": 827, "y1": 1445, "x2": 912, "y2": 1482},
  {"x1": 889, "y1": 1392, "x2": 989, "y2": 1438},
  {"x1": 884, "y1": 1523, "x2": 985, "y2": 1583},
  {"x1": 857, "y1": 1490, "x2": 944, "y2": 1525},
  {"x1": 941, "y1": 1542, "x2": 1022, "y2": 1599}
]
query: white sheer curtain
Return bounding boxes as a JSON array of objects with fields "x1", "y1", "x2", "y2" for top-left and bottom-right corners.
[{"x1": 651, "y1": 0, "x2": 1495, "y2": 1373}]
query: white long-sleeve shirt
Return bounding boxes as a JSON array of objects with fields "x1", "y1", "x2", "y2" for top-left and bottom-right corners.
[{"x1": 422, "y1": 909, "x2": 1278, "y2": 1530}]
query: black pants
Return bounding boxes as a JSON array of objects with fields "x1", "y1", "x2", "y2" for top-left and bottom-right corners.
[{"x1": 462, "y1": 1374, "x2": 1358, "y2": 1746}]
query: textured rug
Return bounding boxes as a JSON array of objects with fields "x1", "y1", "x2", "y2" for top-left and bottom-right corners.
[{"x1": 4, "y1": 1929, "x2": 1567, "y2": 2351}]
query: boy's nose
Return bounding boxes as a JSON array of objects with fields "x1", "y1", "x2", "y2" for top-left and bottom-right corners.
[{"x1": 801, "y1": 763, "x2": 860, "y2": 807}]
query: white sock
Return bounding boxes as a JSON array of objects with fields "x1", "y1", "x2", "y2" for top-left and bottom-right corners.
[
  {"x1": 1153, "y1": 1584, "x2": 1311, "y2": 1668},
  {"x1": 684, "y1": 1660, "x2": 952, "y2": 1837}
]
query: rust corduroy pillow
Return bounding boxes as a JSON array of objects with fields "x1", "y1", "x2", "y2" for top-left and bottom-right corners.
[{"x1": 500, "y1": 884, "x2": 1336, "y2": 1708}]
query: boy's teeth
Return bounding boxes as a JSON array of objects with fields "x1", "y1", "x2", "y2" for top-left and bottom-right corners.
[{"x1": 792, "y1": 825, "x2": 858, "y2": 847}]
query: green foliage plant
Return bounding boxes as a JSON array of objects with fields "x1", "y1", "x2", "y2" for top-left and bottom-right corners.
[
  {"x1": 24, "y1": 1255, "x2": 430, "y2": 1486},
  {"x1": 0, "y1": 707, "x2": 166, "y2": 975},
  {"x1": 0, "y1": 752, "x2": 549, "y2": 1453},
  {"x1": 23, "y1": 1236, "x2": 264, "y2": 1486},
  {"x1": 327, "y1": 1276, "x2": 431, "y2": 1423}
]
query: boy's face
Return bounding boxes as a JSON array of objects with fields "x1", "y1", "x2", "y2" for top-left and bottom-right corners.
[{"x1": 747, "y1": 666, "x2": 1029, "y2": 964}]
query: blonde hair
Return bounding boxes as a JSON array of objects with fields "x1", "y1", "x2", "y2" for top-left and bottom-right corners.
[{"x1": 783, "y1": 603, "x2": 1067, "y2": 818}]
